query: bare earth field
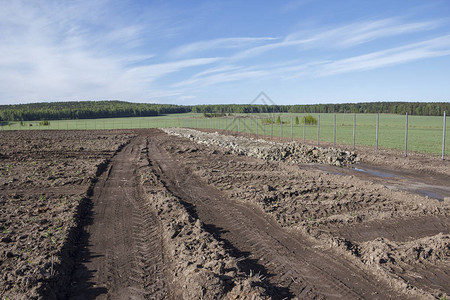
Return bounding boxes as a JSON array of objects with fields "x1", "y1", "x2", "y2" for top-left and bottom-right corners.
[{"x1": 1, "y1": 128, "x2": 449, "y2": 299}]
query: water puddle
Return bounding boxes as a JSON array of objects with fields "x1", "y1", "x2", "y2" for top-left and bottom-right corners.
[
  {"x1": 353, "y1": 167, "x2": 396, "y2": 178},
  {"x1": 417, "y1": 190, "x2": 445, "y2": 202},
  {"x1": 314, "y1": 165, "x2": 346, "y2": 176},
  {"x1": 307, "y1": 164, "x2": 449, "y2": 202}
]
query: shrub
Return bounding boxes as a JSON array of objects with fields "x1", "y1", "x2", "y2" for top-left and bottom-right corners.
[
  {"x1": 301, "y1": 115, "x2": 318, "y2": 125},
  {"x1": 203, "y1": 113, "x2": 226, "y2": 118},
  {"x1": 262, "y1": 118, "x2": 273, "y2": 125},
  {"x1": 39, "y1": 120, "x2": 50, "y2": 126}
]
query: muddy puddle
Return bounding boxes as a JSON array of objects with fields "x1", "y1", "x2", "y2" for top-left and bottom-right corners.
[{"x1": 305, "y1": 163, "x2": 450, "y2": 201}]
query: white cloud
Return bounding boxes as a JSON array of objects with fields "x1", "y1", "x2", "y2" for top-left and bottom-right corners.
[
  {"x1": 287, "y1": 18, "x2": 442, "y2": 48},
  {"x1": 0, "y1": 1, "x2": 448, "y2": 104},
  {"x1": 232, "y1": 18, "x2": 443, "y2": 60},
  {"x1": 169, "y1": 37, "x2": 278, "y2": 57},
  {"x1": 178, "y1": 95, "x2": 196, "y2": 101},
  {"x1": 191, "y1": 65, "x2": 241, "y2": 78},
  {"x1": 121, "y1": 57, "x2": 221, "y2": 83},
  {"x1": 173, "y1": 67, "x2": 267, "y2": 88},
  {"x1": 279, "y1": 0, "x2": 310, "y2": 14},
  {"x1": 0, "y1": 0, "x2": 219, "y2": 103},
  {"x1": 173, "y1": 35, "x2": 450, "y2": 90},
  {"x1": 317, "y1": 35, "x2": 450, "y2": 76}
]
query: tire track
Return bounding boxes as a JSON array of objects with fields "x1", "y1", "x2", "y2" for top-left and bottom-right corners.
[
  {"x1": 68, "y1": 137, "x2": 171, "y2": 300},
  {"x1": 148, "y1": 131, "x2": 405, "y2": 299}
]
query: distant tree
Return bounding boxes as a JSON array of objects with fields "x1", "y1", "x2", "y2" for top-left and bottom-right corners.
[
  {"x1": 302, "y1": 115, "x2": 318, "y2": 125},
  {"x1": 276, "y1": 116, "x2": 281, "y2": 124},
  {"x1": 295, "y1": 116, "x2": 300, "y2": 125}
]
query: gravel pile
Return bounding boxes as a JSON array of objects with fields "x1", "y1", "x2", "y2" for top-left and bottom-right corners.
[{"x1": 163, "y1": 128, "x2": 359, "y2": 166}]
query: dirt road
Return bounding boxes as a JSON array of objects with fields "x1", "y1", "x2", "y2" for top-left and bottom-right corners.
[{"x1": 68, "y1": 137, "x2": 171, "y2": 300}]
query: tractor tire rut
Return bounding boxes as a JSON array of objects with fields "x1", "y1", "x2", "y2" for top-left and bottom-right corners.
[
  {"x1": 147, "y1": 131, "x2": 403, "y2": 299},
  {"x1": 68, "y1": 137, "x2": 171, "y2": 300}
]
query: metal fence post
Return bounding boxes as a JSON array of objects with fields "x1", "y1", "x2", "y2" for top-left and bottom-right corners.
[
  {"x1": 238, "y1": 118, "x2": 240, "y2": 136},
  {"x1": 405, "y1": 112, "x2": 408, "y2": 157},
  {"x1": 333, "y1": 114, "x2": 336, "y2": 147},
  {"x1": 263, "y1": 119, "x2": 266, "y2": 138},
  {"x1": 303, "y1": 119, "x2": 306, "y2": 143},
  {"x1": 256, "y1": 118, "x2": 258, "y2": 139},
  {"x1": 376, "y1": 113, "x2": 379, "y2": 154},
  {"x1": 291, "y1": 116, "x2": 293, "y2": 142},
  {"x1": 317, "y1": 115, "x2": 320, "y2": 146},
  {"x1": 353, "y1": 114, "x2": 356, "y2": 151},
  {"x1": 443, "y1": 111, "x2": 446, "y2": 160},
  {"x1": 280, "y1": 117, "x2": 283, "y2": 141},
  {"x1": 271, "y1": 117, "x2": 273, "y2": 140},
  {"x1": 243, "y1": 119, "x2": 246, "y2": 136}
]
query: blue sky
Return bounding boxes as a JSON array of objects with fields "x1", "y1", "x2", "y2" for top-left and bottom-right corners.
[{"x1": 1, "y1": 0, "x2": 450, "y2": 105}]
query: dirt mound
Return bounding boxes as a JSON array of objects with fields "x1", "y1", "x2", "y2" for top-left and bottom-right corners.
[
  {"x1": 358, "y1": 234, "x2": 450, "y2": 299},
  {"x1": 361, "y1": 233, "x2": 449, "y2": 266},
  {"x1": 163, "y1": 128, "x2": 358, "y2": 166}
]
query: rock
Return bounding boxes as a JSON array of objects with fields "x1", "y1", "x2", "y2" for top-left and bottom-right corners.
[{"x1": 162, "y1": 128, "x2": 358, "y2": 167}]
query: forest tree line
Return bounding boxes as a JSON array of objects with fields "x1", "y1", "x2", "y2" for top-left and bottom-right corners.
[
  {"x1": 0, "y1": 101, "x2": 190, "y2": 121},
  {"x1": 191, "y1": 102, "x2": 449, "y2": 116},
  {"x1": 0, "y1": 101, "x2": 448, "y2": 121}
]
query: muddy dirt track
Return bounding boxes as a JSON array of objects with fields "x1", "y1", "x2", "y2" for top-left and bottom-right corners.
[
  {"x1": 1, "y1": 128, "x2": 449, "y2": 299},
  {"x1": 68, "y1": 137, "x2": 170, "y2": 299}
]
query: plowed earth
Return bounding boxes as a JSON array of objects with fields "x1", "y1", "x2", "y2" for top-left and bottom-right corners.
[{"x1": 1, "y1": 129, "x2": 449, "y2": 299}]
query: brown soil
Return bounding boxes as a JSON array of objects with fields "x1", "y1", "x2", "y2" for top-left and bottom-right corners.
[
  {"x1": 149, "y1": 130, "x2": 408, "y2": 299},
  {"x1": 0, "y1": 130, "x2": 133, "y2": 299},
  {"x1": 1, "y1": 128, "x2": 448, "y2": 299},
  {"x1": 162, "y1": 128, "x2": 449, "y2": 299}
]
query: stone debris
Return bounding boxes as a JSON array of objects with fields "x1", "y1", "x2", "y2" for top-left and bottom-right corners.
[{"x1": 163, "y1": 128, "x2": 359, "y2": 166}]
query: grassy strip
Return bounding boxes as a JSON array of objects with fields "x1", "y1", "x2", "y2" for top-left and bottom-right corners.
[{"x1": 1, "y1": 113, "x2": 448, "y2": 156}]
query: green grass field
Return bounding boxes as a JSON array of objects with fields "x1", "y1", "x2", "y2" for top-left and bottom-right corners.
[
  {"x1": 181, "y1": 113, "x2": 449, "y2": 156},
  {"x1": 1, "y1": 112, "x2": 448, "y2": 156}
]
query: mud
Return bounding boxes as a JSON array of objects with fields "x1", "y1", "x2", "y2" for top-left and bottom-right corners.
[{"x1": 306, "y1": 163, "x2": 450, "y2": 201}]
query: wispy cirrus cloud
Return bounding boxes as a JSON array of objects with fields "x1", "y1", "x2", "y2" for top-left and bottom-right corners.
[
  {"x1": 169, "y1": 37, "x2": 278, "y2": 57},
  {"x1": 173, "y1": 67, "x2": 267, "y2": 88},
  {"x1": 231, "y1": 17, "x2": 443, "y2": 60},
  {"x1": 0, "y1": 0, "x2": 219, "y2": 102},
  {"x1": 1, "y1": 0, "x2": 449, "y2": 104},
  {"x1": 278, "y1": 0, "x2": 310, "y2": 14},
  {"x1": 316, "y1": 35, "x2": 450, "y2": 76},
  {"x1": 286, "y1": 18, "x2": 442, "y2": 48},
  {"x1": 173, "y1": 34, "x2": 450, "y2": 89},
  {"x1": 121, "y1": 57, "x2": 221, "y2": 83}
]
